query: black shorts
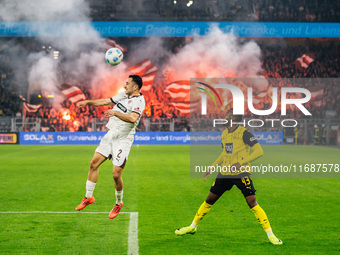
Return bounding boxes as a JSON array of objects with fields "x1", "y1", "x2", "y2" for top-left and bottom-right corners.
[{"x1": 210, "y1": 173, "x2": 256, "y2": 198}]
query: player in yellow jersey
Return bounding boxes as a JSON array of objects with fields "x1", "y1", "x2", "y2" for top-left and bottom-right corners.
[{"x1": 175, "y1": 109, "x2": 282, "y2": 245}]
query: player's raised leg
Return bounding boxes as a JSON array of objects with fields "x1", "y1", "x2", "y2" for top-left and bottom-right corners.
[
  {"x1": 76, "y1": 152, "x2": 107, "y2": 211},
  {"x1": 175, "y1": 192, "x2": 220, "y2": 235},
  {"x1": 109, "y1": 162, "x2": 125, "y2": 219},
  {"x1": 246, "y1": 195, "x2": 283, "y2": 245}
]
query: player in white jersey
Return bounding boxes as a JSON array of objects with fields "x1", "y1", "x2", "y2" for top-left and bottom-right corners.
[{"x1": 75, "y1": 75, "x2": 145, "y2": 219}]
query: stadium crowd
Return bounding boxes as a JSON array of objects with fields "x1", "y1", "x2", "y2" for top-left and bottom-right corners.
[
  {"x1": 0, "y1": 37, "x2": 339, "y2": 133},
  {"x1": 87, "y1": 0, "x2": 339, "y2": 22},
  {"x1": 1, "y1": 0, "x2": 337, "y2": 23}
]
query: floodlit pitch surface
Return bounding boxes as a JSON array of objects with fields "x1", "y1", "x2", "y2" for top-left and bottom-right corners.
[{"x1": 0, "y1": 145, "x2": 339, "y2": 254}]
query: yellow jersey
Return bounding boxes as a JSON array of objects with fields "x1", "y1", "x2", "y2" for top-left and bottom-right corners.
[{"x1": 212, "y1": 126, "x2": 261, "y2": 176}]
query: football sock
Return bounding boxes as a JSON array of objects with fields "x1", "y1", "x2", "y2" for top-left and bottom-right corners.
[
  {"x1": 115, "y1": 189, "x2": 123, "y2": 206},
  {"x1": 191, "y1": 201, "x2": 212, "y2": 228},
  {"x1": 251, "y1": 204, "x2": 273, "y2": 236},
  {"x1": 85, "y1": 180, "x2": 96, "y2": 198}
]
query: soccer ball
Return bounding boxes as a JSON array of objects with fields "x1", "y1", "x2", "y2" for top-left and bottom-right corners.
[{"x1": 105, "y1": 47, "x2": 123, "y2": 66}]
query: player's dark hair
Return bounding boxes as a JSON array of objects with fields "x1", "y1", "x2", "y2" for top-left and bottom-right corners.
[
  {"x1": 129, "y1": 75, "x2": 143, "y2": 90},
  {"x1": 226, "y1": 108, "x2": 242, "y2": 122}
]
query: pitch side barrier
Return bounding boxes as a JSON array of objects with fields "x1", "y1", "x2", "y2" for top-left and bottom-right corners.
[
  {"x1": 18, "y1": 131, "x2": 190, "y2": 145},
  {"x1": 0, "y1": 22, "x2": 339, "y2": 37},
  {"x1": 16, "y1": 131, "x2": 282, "y2": 145},
  {"x1": 190, "y1": 131, "x2": 283, "y2": 145}
]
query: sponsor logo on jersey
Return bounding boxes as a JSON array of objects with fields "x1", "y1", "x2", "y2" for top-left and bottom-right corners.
[
  {"x1": 116, "y1": 103, "x2": 127, "y2": 113},
  {"x1": 225, "y1": 143, "x2": 233, "y2": 154}
]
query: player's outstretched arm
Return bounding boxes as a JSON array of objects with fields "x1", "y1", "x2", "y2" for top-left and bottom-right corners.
[
  {"x1": 104, "y1": 110, "x2": 140, "y2": 124},
  {"x1": 76, "y1": 98, "x2": 114, "y2": 108}
]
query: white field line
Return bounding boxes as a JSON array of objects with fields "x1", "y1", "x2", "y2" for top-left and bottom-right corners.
[
  {"x1": 0, "y1": 211, "x2": 133, "y2": 214},
  {"x1": 0, "y1": 211, "x2": 139, "y2": 255},
  {"x1": 127, "y1": 212, "x2": 139, "y2": 255}
]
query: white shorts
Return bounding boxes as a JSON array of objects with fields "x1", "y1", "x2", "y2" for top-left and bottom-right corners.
[{"x1": 95, "y1": 129, "x2": 133, "y2": 167}]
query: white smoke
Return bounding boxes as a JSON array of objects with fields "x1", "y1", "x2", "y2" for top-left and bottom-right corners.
[
  {"x1": 27, "y1": 52, "x2": 58, "y2": 94},
  {"x1": 129, "y1": 37, "x2": 169, "y2": 65},
  {"x1": 0, "y1": 0, "x2": 102, "y2": 52},
  {"x1": 170, "y1": 26, "x2": 262, "y2": 79},
  {"x1": 63, "y1": 51, "x2": 129, "y2": 95},
  {"x1": 126, "y1": 27, "x2": 264, "y2": 80},
  {"x1": 0, "y1": 0, "x2": 127, "y2": 105},
  {"x1": 1, "y1": 1, "x2": 267, "y2": 108},
  {"x1": 0, "y1": 0, "x2": 90, "y2": 22}
]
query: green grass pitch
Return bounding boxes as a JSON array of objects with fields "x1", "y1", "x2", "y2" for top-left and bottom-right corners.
[{"x1": 0, "y1": 144, "x2": 339, "y2": 254}]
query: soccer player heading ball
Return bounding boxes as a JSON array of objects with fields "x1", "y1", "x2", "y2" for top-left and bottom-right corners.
[
  {"x1": 175, "y1": 109, "x2": 283, "y2": 245},
  {"x1": 75, "y1": 75, "x2": 145, "y2": 219}
]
